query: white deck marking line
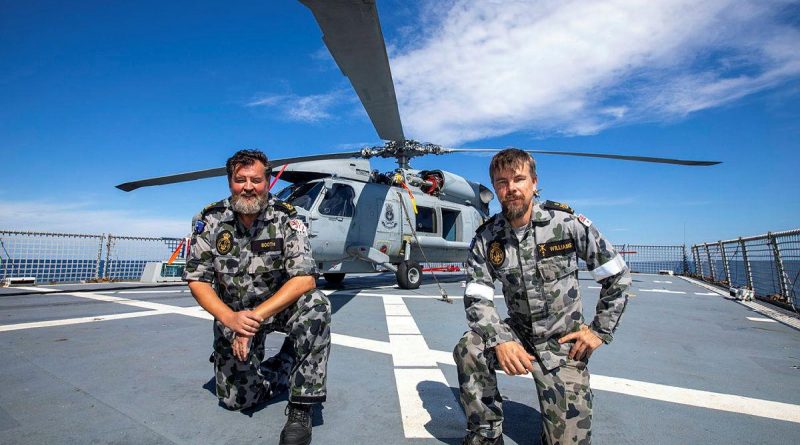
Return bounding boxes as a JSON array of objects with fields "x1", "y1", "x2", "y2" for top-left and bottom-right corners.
[
  {"x1": 747, "y1": 317, "x2": 777, "y2": 323},
  {"x1": 331, "y1": 333, "x2": 391, "y2": 354},
  {"x1": 382, "y1": 296, "x2": 465, "y2": 439},
  {"x1": 11, "y1": 289, "x2": 799, "y2": 423},
  {"x1": 343, "y1": 336, "x2": 800, "y2": 424},
  {"x1": 694, "y1": 292, "x2": 718, "y2": 296},
  {"x1": 70, "y1": 292, "x2": 213, "y2": 320},
  {"x1": 679, "y1": 276, "x2": 800, "y2": 329},
  {"x1": 587, "y1": 286, "x2": 601, "y2": 289},
  {"x1": 739, "y1": 301, "x2": 800, "y2": 330},
  {"x1": 589, "y1": 375, "x2": 800, "y2": 423},
  {"x1": 653, "y1": 280, "x2": 673, "y2": 284},
  {"x1": 114, "y1": 289, "x2": 189, "y2": 294},
  {"x1": 0, "y1": 310, "x2": 164, "y2": 332},
  {"x1": 6, "y1": 286, "x2": 58, "y2": 293},
  {"x1": 639, "y1": 289, "x2": 685, "y2": 294}
]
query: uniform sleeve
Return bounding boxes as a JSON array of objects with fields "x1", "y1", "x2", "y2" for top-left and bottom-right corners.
[
  {"x1": 283, "y1": 217, "x2": 319, "y2": 278},
  {"x1": 463, "y1": 236, "x2": 514, "y2": 348},
  {"x1": 573, "y1": 217, "x2": 631, "y2": 344},
  {"x1": 182, "y1": 214, "x2": 215, "y2": 283}
]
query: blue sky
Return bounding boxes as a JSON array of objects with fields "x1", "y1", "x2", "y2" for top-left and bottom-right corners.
[{"x1": 1, "y1": 0, "x2": 799, "y2": 246}]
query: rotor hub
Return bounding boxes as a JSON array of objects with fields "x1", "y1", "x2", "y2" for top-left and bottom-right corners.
[{"x1": 360, "y1": 140, "x2": 444, "y2": 169}]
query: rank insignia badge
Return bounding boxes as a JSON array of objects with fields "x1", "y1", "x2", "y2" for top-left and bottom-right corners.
[
  {"x1": 216, "y1": 230, "x2": 233, "y2": 255},
  {"x1": 488, "y1": 240, "x2": 506, "y2": 267}
]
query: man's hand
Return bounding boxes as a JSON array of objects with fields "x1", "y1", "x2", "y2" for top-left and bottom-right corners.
[
  {"x1": 232, "y1": 334, "x2": 252, "y2": 362},
  {"x1": 223, "y1": 310, "x2": 263, "y2": 337},
  {"x1": 558, "y1": 325, "x2": 603, "y2": 361},
  {"x1": 495, "y1": 341, "x2": 535, "y2": 375}
]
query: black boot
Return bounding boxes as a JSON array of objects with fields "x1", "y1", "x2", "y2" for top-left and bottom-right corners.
[
  {"x1": 279, "y1": 403, "x2": 312, "y2": 445},
  {"x1": 462, "y1": 431, "x2": 504, "y2": 445}
]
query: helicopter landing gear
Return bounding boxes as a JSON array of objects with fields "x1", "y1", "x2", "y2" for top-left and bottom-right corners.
[
  {"x1": 323, "y1": 273, "x2": 345, "y2": 287},
  {"x1": 396, "y1": 260, "x2": 422, "y2": 289}
]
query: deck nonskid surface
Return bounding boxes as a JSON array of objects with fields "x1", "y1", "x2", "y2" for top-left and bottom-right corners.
[{"x1": 1, "y1": 273, "x2": 798, "y2": 444}]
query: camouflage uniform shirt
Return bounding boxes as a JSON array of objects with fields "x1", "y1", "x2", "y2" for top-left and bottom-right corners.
[
  {"x1": 183, "y1": 196, "x2": 318, "y2": 312},
  {"x1": 464, "y1": 200, "x2": 631, "y2": 370}
]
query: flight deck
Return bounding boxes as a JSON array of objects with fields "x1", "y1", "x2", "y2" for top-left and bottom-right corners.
[{"x1": 1, "y1": 273, "x2": 798, "y2": 444}]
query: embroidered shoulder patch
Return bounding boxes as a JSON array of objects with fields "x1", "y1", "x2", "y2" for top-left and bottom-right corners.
[
  {"x1": 194, "y1": 220, "x2": 206, "y2": 234},
  {"x1": 487, "y1": 240, "x2": 506, "y2": 267},
  {"x1": 216, "y1": 230, "x2": 234, "y2": 255},
  {"x1": 288, "y1": 219, "x2": 307, "y2": 234},
  {"x1": 543, "y1": 200, "x2": 574, "y2": 214},
  {"x1": 577, "y1": 214, "x2": 592, "y2": 228}
]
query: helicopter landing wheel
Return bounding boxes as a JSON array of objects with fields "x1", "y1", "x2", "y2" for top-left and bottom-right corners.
[
  {"x1": 396, "y1": 260, "x2": 422, "y2": 289},
  {"x1": 323, "y1": 273, "x2": 346, "y2": 287}
]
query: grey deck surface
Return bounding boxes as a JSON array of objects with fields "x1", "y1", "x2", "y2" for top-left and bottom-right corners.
[{"x1": 1, "y1": 273, "x2": 799, "y2": 444}]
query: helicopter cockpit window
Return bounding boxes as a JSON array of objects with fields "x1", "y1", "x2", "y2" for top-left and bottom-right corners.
[
  {"x1": 442, "y1": 208, "x2": 460, "y2": 241},
  {"x1": 275, "y1": 182, "x2": 322, "y2": 211},
  {"x1": 319, "y1": 184, "x2": 356, "y2": 217},
  {"x1": 416, "y1": 206, "x2": 437, "y2": 234}
]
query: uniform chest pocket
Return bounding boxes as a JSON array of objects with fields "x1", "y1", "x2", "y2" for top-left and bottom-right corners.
[
  {"x1": 213, "y1": 256, "x2": 240, "y2": 274},
  {"x1": 493, "y1": 265, "x2": 525, "y2": 288},
  {"x1": 248, "y1": 252, "x2": 284, "y2": 274},
  {"x1": 538, "y1": 255, "x2": 578, "y2": 282}
]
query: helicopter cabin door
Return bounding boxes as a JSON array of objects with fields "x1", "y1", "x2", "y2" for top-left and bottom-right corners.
[{"x1": 312, "y1": 182, "x2": 357, "y2": 258}]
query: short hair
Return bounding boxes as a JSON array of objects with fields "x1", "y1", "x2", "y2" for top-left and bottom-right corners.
[
  {"x1": 489, "y1": 148, "x2": 537, "y2": 183},
  {"x1": 226, "y1": 149, "x2": 271, "y2": 181}
]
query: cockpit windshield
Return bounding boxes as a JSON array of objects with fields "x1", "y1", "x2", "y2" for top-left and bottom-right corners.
[{"x1": 275, "y1": 182, "x2": 323, "y2": 211}]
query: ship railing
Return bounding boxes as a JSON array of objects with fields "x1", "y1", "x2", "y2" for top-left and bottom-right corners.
[
  {"x1": 691, "y1": 228, "x2": 800, "y2": 312},
  {"x1": 0, "y1": 230, "x2": 185, "y2": 284}
]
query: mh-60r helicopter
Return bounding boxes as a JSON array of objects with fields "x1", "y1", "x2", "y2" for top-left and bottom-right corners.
[{"x1": 116, "y1": 0, "x2": 719, "y2": 290}]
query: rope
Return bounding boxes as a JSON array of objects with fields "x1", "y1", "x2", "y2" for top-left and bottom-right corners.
[{"x1": 395, "y1": 191, "x2": 451, "y2": 303}]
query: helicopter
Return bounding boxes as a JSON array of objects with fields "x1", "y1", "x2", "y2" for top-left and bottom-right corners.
[{"x1": 116, "y1": 0, "x2": 720, "y2": 290}]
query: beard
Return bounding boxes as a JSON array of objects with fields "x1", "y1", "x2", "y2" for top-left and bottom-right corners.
[
  {"x1": 501, "y1": 195, "x2": 532, "y2": 221},
  {"x1": 231, "y1": 191, "x2": 268, "y2": 215}
]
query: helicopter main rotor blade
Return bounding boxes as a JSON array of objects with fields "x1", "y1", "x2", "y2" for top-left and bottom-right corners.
[
  {"x1": 115, "y1": 151, "x2": 365, "y2": 192},
  {"x1": 300, "y1": 0, "x2": 405, "y2": 142},
  {"x1": 444, "y1": 148, "x2": 721, "y2": 166}
]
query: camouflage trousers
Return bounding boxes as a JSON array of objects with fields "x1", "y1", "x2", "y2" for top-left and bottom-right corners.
[
  {"x1": 453, "y1": 330, "x2": 592, "y2": 445},
  {"x1": 211, "y1": 290, "x2": 331, "y2": 410}
]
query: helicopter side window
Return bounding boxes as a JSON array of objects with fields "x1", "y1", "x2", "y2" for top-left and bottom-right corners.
[
  {"x1": 275, "y1": 182, "x2": 323, "y2": 211},
  {"x1": 319, "y1": 184, "x2": 356, "y2": 217},
  {"x1": 441, "y1": 208, "x2": 460, "y2": 241},
  {"x1": 416, "y1": 206, "x2": 437, "y2": 234}
]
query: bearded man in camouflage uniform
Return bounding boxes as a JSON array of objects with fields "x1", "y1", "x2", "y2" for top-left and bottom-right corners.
[
  {"x1": 183, "y1": 149, "x2": 330, "y2": 445},
  {"x1": 453, "y1": 149, "x2": 630, "y2": 445}
]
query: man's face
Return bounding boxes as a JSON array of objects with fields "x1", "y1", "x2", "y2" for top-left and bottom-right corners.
[
  {"x1": 492, "y1": 161, "x2": 537, "y2": 222},
  {"x1": 229, "y1": 161, "x2": 269, "y2": 215}
]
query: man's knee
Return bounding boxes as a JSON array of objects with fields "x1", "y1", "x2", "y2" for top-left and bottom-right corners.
[
  {"x1": 296, "y1": 289, "x2": 331, "y2": 320},
  {"x1": 454, "y1": 330, "x2": 484, "y2": 357}
]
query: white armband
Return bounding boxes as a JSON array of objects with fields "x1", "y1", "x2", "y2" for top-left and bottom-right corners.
[
  {"x1": 590, "y1": 255, "x2": 626, "y2": 282},
  {"x1": 465, "y1": 282, "x2": 495, "y2": 300}
]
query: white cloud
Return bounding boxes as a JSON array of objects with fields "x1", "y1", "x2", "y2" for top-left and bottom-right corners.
[
  {"x1": 386, "y1": 0, "x2": 800, "y2": 144},
  {"x1": 0, "y1": 200, "x2": 187, "y2": 237},
  {"x1": 247, "y1": 90, "x2": 349, "y2": 122}
]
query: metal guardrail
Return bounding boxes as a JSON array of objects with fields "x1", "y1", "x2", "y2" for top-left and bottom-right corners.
[
  {"x1": 692, "y1": 229, "x2": 799, "y2": 311},
  {"x1": 1, "y1": 229, "x2": 691, "y2": 284},
  {"x1": 105, "y1": 235, "x2": 186, "y2": 281},
  {"x1": 8, "y1": 226, "x2": 795, "y2": 313},
  {"x1": 0, "y1": 230, "x2": 185, "y2": 284}
]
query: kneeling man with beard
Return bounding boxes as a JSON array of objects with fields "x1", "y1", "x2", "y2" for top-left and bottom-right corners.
[
  {"x1": 454, "y1": 149, "x2": 630, "y2": 445},
  {"x1": 184, "y1": 149, "x2": 330, "y2": 445}
]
